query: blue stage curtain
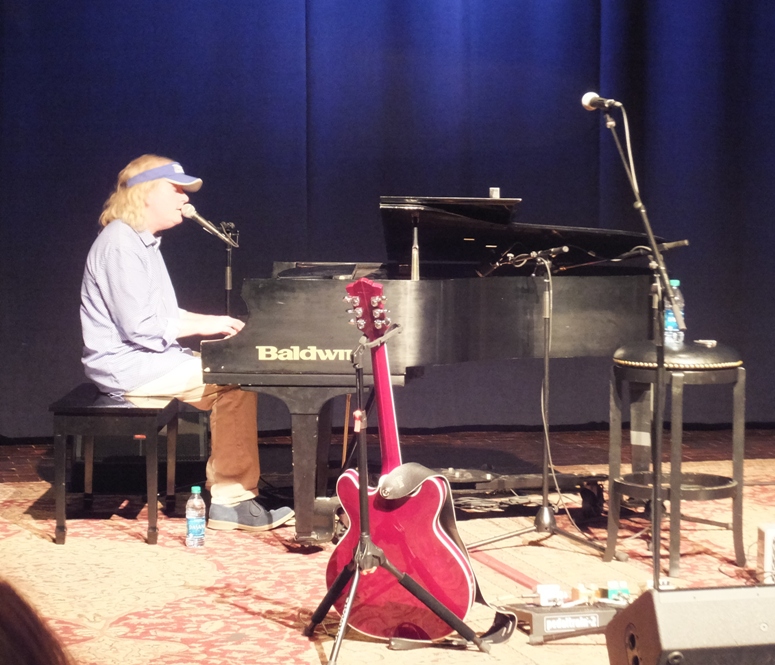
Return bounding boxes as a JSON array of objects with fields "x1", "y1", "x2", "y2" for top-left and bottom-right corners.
[{"x1": 1, "y1": 0, "x2": 773, "y2": 435}]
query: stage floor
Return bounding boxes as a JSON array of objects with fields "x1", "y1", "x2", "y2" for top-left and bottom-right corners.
[{"x1": 1, "y1": 427, "x2": 774, "y2": 665}]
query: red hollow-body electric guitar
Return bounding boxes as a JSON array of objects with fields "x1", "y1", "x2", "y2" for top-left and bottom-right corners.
[{"x1": 325, "y1": 277, "x2": 476, "y2": 641}]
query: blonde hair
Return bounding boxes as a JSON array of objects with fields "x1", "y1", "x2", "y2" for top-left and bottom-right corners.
[{"x1": 99, "y1": 154, "x2": 174, "y2": 231}]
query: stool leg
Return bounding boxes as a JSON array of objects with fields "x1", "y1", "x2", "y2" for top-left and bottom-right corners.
[
  {"x1": 166, "y1": 414, "x2": 178, "y2": 513},
  {"x1": 629, "y1": 383, "x2": 653, "y2": 474},
  {"x1": 83, "y1": 435, "x2": 94, "y2": 510},
  {"x1": 732, "y1": 367, "x2": 746, "y2": 567},
  {"x1": 609, "y1": 368, "x2": 623, "y2": 483},
  {"x1": 669, "y1": 372, "x2": 685, "y2": 579},
  {"x1": 141, "y1": 434, "x2": 158, "y2": 545},
  {"x1": 605, "y1": 481, "x2": 623, "y2": 562},
  {"x1": 606, "y1": 369, "x2": 623, "y2": 562},
  {"x1": 54, "y1": 429, "x2": 67, "y2": 545}
]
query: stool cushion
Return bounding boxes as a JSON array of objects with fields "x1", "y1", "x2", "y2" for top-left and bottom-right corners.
[{"x1": 613, "y1": 340, "x2": 742, "y2": 370}]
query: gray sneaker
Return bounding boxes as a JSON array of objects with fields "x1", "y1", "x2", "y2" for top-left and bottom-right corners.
[{"x1": 207, "y1": 499, "x2": 295, "y2": 532}]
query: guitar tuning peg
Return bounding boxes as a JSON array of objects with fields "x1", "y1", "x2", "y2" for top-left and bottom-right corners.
[
  {"x1": 343, "y1": 295, "x2": 352, "y2": 303},
  {"x1": 355, "y1": 318, "x2": 366, "y2": 330},
  {"x1": 370, "y1": 295, "x2": 385, "y2": 307},
  {"x1": 346, "y1": 307, "x2": 363, "y2": 317},
  {"x1": 372, "y1": 308, "x2": 386, "y2": 318}
]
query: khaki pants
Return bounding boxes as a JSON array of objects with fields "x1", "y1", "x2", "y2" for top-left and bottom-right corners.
[{"x1": 125, "y1": 356, "x2": 259, "y2": 506}]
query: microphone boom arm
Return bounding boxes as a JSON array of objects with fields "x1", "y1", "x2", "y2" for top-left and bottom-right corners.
[{"x1": 603, "y1": 108, "x2": 684, "y2": 330}]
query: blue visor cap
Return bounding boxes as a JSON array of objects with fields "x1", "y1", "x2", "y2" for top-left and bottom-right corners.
[{"x1": 125, "y1": 162, "x2": 203, "y2": 192}]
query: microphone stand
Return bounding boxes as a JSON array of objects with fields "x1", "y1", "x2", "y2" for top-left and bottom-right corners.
[
  {"x1": 183, "y1": 205, "x2": 240, "y2": 315},
  {"x1": 602, "y1": 106, "x2": 685, "y2": 590},
  {"x1": 218, "y1": 222, "x2": 240, "y2": 316},
  {"x1": 410, "y1": 211, "x2": 420, "y2": 281},
  {"x1": 469, "y1": 256, "x2": 619, "y2": 560}
]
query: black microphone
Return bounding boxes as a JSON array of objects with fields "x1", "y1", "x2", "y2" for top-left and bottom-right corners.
[
  {"x1": 581, "y1": 91, "x2": 622, "y2": 111},
  {"x1": 476, "y1": 262, "x2": 500, "y2": 278},
  {"x1": 181, "y1": 204, "x2": 238, "y2": 248},
  {"x1": 657, "y1": 239, "x2": 690, "y2": 252},
  {"x1": 531, "y1": 246, "x2": 569, "y2": 260},
  {"x1": 616, "y1": 239, "x2": 689, "y2": 261}
]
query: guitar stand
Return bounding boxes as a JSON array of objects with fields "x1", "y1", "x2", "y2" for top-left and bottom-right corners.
[
  {"x1": 341, "y1": 387, "x2": 375, "y2": 471},
  {"x1": 304, "y1": 344, "x2": 489, "y2": 663}
]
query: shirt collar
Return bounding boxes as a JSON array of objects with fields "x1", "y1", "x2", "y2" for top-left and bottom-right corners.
[{"x1": 137, "y1": 229, "x2": 162, "y2": 250}]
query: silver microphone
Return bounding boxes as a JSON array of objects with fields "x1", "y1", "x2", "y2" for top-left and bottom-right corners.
[
  {"x1": 581, "y1": 91, "x2": 622, "y2": 111},
  {"x1": 531, "y1": 246, "x2": 569, "y2": 260},
  {"x1": 181, "y1": 204, "x2": 238, "y2": 248}
]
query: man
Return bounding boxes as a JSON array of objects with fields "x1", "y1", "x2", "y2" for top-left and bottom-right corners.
[{"x1": 80, "y1": 154, "x2": 294, "y2": 532}]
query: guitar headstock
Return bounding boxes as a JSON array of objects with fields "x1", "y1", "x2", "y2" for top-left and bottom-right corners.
[{"x1": 345, "y1": 278, "x2": 390, "y2": 342}]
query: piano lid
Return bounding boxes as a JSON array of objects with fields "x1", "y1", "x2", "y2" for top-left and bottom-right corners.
[{"x1": 380, "y1": 196, "x2": 660, "y2": 278}]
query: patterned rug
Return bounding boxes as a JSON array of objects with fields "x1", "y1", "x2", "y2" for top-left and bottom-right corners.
[
  {"x1": 547, "y1": 458, "x2": 775, "y2": 589},
  {"x1": 0, "y1": 483, "x2": 335, "y2": 665},
  {"x1": 1, "y1": 456, "x2": 773, "y2": 665}
]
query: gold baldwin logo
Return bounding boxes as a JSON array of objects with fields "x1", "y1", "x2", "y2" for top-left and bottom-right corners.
[{"x1": 256, "y1": 345, "x2": 352, "y2": 361}]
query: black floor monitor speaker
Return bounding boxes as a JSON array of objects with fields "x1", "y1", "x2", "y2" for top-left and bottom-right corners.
[{"x1": 606, "y1": 586, "x2": 775, "y2": 665}]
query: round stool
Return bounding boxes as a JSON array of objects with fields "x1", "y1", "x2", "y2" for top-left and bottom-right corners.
[{"x1": 604, "y1": 340, "x2": 746, "y2": 578}]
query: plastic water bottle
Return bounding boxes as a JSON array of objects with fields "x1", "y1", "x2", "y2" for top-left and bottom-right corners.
[
  {"x1": 664, "y1": 279, "x2": 685, "y2": 345},
  {"x1": 185, "y1": 486, "x2": 206, "y2": 548}
]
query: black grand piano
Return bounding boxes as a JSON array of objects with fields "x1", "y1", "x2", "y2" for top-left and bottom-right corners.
[{"x1": 201, "y1": 197, "x2": 655, "y2": 543}]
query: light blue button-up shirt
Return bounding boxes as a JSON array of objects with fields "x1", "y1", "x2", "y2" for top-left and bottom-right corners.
[{"x1": 80, "y1": 219, "x2": 193, "y2": 394}]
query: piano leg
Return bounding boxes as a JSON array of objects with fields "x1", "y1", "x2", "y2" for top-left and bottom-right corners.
[
  {"x1": 250, "y1": 386, "x2": 350, "y2": 543},
  {"x1": 289, "y1": 409, "x2": 332, "y2": 541}
]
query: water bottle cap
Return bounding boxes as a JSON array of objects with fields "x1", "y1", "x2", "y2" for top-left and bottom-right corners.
[
  {"x1": 191, "y1": 486, "x2": 201, "y2": 493},
  {"x1": 669, "y1": 279, "x2": 680, "y2": 287}
]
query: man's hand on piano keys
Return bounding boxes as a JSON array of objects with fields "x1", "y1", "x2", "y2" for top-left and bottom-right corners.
[
  {"x1": 206, "y1": 315, "x2": 244, "y2": 338},
  {"x1": 177, "y1": 310, "x2": 245, "y2": 339}
]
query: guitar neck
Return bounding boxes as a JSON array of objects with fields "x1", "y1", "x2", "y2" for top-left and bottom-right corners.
[
  {"x1": 344, "y1": 277, "x2": 403, "y2": 476},
  {"x1": 371, "y1": 340, "x2": 402, "y2": 475}
]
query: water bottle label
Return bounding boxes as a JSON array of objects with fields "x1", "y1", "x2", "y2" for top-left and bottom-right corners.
[
  {"x1": 664, "y1": 310, "x2": 679, "y2": 331},
  {"x1": 187, "y1": 517, "x2": 206, "y2": 538}
]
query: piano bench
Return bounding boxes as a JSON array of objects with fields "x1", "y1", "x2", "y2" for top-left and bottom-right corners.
[
  {"x1": 49, "y1": 383, "x2": 207, "y2": 545},
  {"x1": 605, "y1": 341, "x2": 745, "y2": 578}
]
